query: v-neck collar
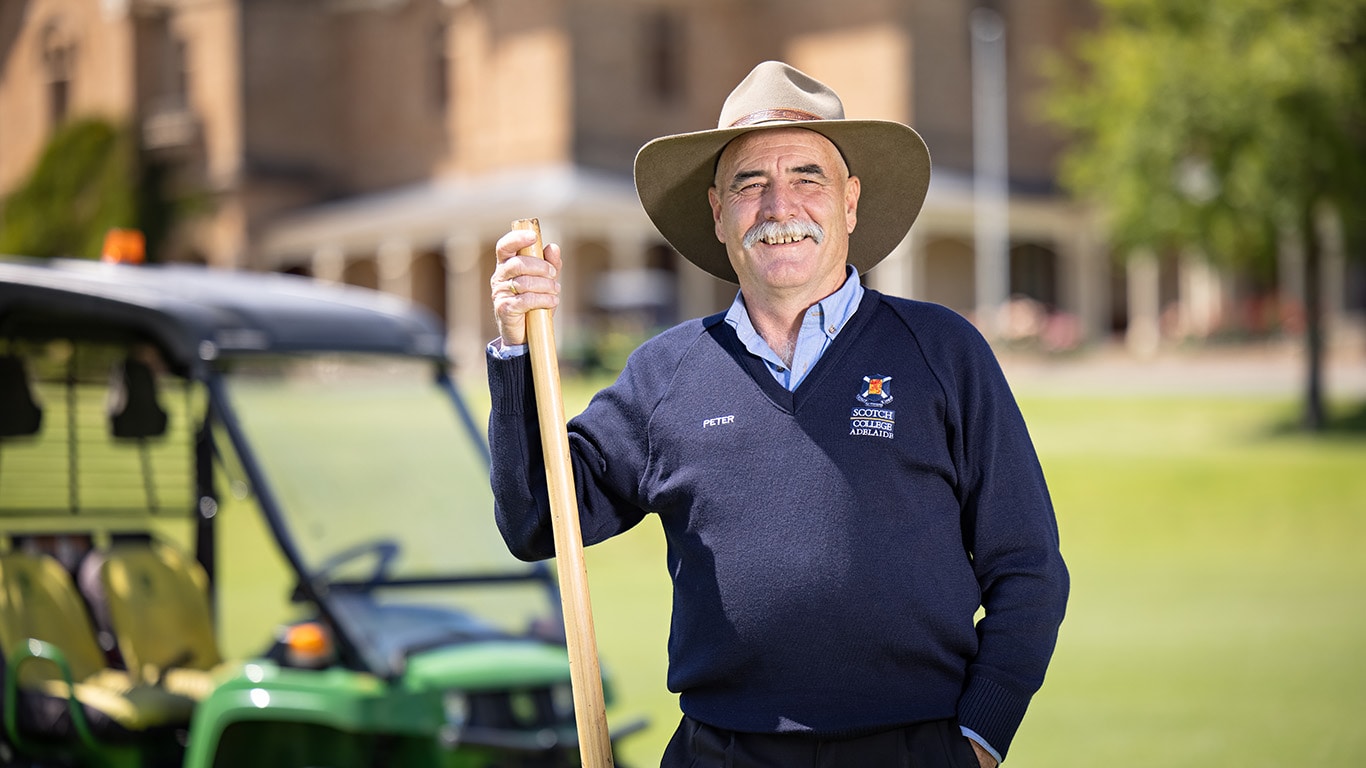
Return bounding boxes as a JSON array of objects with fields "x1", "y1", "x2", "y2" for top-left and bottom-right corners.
[{"x1": 707, "y1": 289, "x2": 881, "y2": 414}]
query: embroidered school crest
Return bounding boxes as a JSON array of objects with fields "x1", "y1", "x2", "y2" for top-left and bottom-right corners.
[
  {"x1": 857, "y1": 375, "x2": 893, "y2": 406},
  {"x1": 850, "y1": 374, "x2": 896, "y2": 439}
]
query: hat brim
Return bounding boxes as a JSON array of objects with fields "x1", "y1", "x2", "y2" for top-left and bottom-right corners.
[{"x1": 634, "y1": 120, "x2": 931, "y2": 283}]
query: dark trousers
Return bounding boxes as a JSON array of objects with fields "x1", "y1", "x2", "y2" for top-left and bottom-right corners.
[{"x1": 660, "y1": 715, "x2": 982, "y2": 768}]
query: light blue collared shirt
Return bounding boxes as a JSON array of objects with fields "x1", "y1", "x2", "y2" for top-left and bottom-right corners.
[{"x1": 722, "y1": 266, "x2": 863, "y2": 391}]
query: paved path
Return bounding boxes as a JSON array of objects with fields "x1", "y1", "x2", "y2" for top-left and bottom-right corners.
[{"x1": 997, "y1": 342, "x2": 1366, "y2": 398}]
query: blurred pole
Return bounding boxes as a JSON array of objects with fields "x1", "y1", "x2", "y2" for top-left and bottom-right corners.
[
  {"x1": 1126, "y1": 249, "x2": 1161, "y2": 358},
  {"x1": 971, "y1": 6, "x2": 1009, "y2": 340}
]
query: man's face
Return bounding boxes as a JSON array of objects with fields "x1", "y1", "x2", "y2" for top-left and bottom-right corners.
[{"x1": 709, "y1": 127, "x2": 860, "y2": 302}]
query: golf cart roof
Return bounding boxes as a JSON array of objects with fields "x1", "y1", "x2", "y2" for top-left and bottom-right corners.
[{"x1": 0, "y1": 256, "x2": 446, "y2": 374}]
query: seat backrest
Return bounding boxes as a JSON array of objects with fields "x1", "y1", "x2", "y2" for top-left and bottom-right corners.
[
  {"x1": 0, "y1": 551, "x2": 108, "y2": 686},
  {"x1": 0, "y1": 354, "x2": 43, "y2": 438},
  {"x1": 108, "y1": 357, "x2": 167, "y2": 439},
  {"x1": 95, "y1": 540, "x2": 221, "y2": 682}
]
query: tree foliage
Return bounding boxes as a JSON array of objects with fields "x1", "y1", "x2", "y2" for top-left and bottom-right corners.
[
  {"x1": 0, "y1": 117, "x2": 202, "y2": 262},
  {"x1": 0, "y1": 118, "x2": 139, "y2": 259},
  {"x1": 1043, "y1": 0, "x2": 1366, "y2": 430},
  {"x1": 1043, "y1": 0, "x2": 1366, "y2": 265}
]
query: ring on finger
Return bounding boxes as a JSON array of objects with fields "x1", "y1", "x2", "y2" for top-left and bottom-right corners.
[{"x1": 508, "y1": 280, "x2": 520, "y2": 295}]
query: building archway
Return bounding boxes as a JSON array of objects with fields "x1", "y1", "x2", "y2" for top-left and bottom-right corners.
[
  {"x1": 411, "y1": 249, "x2": 448, "y2": 325},
  {"x1": 1009, "y1": 242, "x2": 1059, "y2": 309},
  {"x1": 343, "y1": 258, "x2": 379, "y2": 290},
  {"x1": 923, "y1": 237, "x2": 975, "y2": 318}
]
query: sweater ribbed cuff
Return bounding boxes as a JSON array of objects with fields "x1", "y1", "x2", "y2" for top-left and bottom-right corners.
[
  {"x1": 486, "y1": 351, "x2": 532, "y2": 415},
  {"x1": 958, "y1": 676, "x2": 1032, "y2": 760}
]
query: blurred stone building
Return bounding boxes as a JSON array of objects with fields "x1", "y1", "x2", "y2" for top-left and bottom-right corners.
[{"x1": 3, "y1": 0, "x2": 1357, "y2": 374}]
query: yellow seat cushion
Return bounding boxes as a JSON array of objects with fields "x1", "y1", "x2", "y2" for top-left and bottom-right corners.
[
  {"x1": 158, "y1": 664, "x2": 235, "y2": 701},
  {"x1": 33, "y1": 676, "x2": 198, "y2": 730}
]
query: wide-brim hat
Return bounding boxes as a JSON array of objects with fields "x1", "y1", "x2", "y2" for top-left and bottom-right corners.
[{"x1": 634, "y1": 60, "x2": 932, "y2": 283}]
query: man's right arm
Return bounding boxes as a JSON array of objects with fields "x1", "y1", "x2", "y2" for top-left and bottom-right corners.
[
  {"x1": 485, "y1": 344, "x2": 652, "y2": 561},
  {"x1": 485, "y1": 348, "x2": 555, "y2": 560},
  {"x1": 484, "y1": 228, "x2": 561, "y2": 558},
  {"x1": 484, "y1": 229, "x2": 650, "y2": 560}
]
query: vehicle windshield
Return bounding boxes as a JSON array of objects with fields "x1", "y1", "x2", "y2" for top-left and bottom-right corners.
[{"x1": 220, "y1": 354, "x2": 556, "y2": 649}]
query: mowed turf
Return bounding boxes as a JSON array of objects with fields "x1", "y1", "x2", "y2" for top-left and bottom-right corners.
[
  {"x1": 1005, "y1": 395, "x2": 1366, "y2": 767},
  {"x1": 219, "y1": 376, "x2": 1366, "y2": 768}
]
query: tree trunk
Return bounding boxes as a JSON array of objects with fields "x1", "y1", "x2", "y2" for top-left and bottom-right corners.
[{"x1": 1301, "y1": 204, "x2": 1326, "y2": 432}]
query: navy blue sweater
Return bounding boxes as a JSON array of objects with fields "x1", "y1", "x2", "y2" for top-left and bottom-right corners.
[{"x1": 487, "y1": 290, "x2": 1068, "y2": 757}]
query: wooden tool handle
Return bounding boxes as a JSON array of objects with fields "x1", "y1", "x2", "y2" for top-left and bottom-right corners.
[{"x1": 512, "y1": 218, "x2": 614, "y2": 767}]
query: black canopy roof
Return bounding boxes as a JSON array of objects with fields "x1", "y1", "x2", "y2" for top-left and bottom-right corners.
[{"x1": 0, "y1": 257, "x2": 446, "y2": 375}]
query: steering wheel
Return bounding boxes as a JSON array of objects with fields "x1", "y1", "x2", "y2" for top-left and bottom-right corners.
[{"x1": 311, "y1": 538, "x2": 401, "y2": 591}]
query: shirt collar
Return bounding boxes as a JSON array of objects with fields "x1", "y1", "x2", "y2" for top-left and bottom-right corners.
[{"x1": 723, "y1": 266, "x2": 864, "y2": 358}]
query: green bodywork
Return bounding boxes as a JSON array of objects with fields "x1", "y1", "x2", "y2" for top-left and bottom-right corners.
[{"x1": 187, "y1": 643, "x2": 579, "y2": 768}]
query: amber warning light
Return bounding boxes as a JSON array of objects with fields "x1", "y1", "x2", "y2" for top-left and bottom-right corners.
[
  {"x1": 101, "y1": 228, "x2": 146, "y2": 264},
  {"x1": 283, "y1": 621, "x2": 334, "y2": 668}
]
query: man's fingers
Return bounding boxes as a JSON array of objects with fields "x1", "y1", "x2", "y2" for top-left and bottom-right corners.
[
  {"x1": 491, "y1": 231, "x2": 561, "y2": 303},
  {"x1": 968, "y1": 739, "x2": 998, "y2": 768},
  {"x1": 493, "y1": 248, "x2": 559, "y2": 286},
  {"x1": 495, "y1": 232, "x2": 562, "y2": 271},
  {"x1": 495, "y1": 229, "x2": 538, "y2": 263},
  {"x1": 541, "y1": 242, "x2": 562, "y2": 272},
  {"x1": 492, "y1": 272, "x2": 560, "y2": 301},
  {"x1": 491, "y1": 229, "x2": 563, "y2": 347}
]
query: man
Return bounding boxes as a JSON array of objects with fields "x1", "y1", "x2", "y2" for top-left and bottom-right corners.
[{"x1": 487, "y1": 61, "x2": 1068, "y2": 767}]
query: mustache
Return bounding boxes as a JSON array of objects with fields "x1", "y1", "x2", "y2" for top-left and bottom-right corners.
[{"x1": 742, "y1": 219, "x2": 826, "y2": 249}]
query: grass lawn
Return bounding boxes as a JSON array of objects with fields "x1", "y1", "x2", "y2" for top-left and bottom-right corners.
[
  {"x1": 1008, "y1": 395, "x2": 1366, "y2": 767},
  {"x1": 556, "y1": 381, "x2": 1366, "y2": 767}
]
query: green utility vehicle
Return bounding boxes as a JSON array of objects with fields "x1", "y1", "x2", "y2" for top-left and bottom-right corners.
[{"x1": 0, "y1": 256, "x2": 642, "y2": 767}]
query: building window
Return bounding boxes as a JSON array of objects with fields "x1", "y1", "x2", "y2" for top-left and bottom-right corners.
[
  {"x1": 643, "y1": 10, "x2": 683, "y2": 102},
  {"x1": 135, "y1": 11, "x2": 200, "y2": 151},
  {"x1": 432, "y1": 24, "x2": 450, "y2": 113},
  {"x1": 167, "y1": 38, "x2": 190, "y2": 108},
  {"x1": 137, "y1": 12, "x2": 189, "y2": 111},
  {"x1": 41, "y1": 21, "x2": 77, "y2": 127},
  {"x1": 48, "y1": 71, "x2": 70, "y2": 126}
]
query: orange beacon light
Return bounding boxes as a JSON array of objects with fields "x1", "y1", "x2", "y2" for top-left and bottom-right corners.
[{"x1": 101, "y1": 228, "x2": 146, "y2": 264}]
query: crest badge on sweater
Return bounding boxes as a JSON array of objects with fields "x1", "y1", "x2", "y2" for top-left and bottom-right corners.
[{"x1": 850, "y1": 374, "x2": 896, "y2": 439}]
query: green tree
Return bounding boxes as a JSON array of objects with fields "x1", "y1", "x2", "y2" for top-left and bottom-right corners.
[
  {"x1": 1044, "y1": 0, "x2": 1366, "y2": 430},
  {"x1": 0, "y1": 117, "x2": 196, "y2": 262}
]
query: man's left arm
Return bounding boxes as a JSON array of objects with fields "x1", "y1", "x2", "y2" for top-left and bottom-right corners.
[{"x1": 950, "y1": 325, "x2": 1070, "y2": 763}]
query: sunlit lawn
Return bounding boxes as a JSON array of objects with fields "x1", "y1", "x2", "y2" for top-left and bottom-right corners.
[
  {"x1": 1003, "y1": 396, "x2": 1366, "y2": 767},
  {"x1": 217, "y1": 374, "x2": 1366, "y2": 768}
]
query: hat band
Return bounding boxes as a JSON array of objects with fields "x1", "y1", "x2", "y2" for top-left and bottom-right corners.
[{"x1": 728, "y1": 108, "x2": 825, "y2": 128}]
